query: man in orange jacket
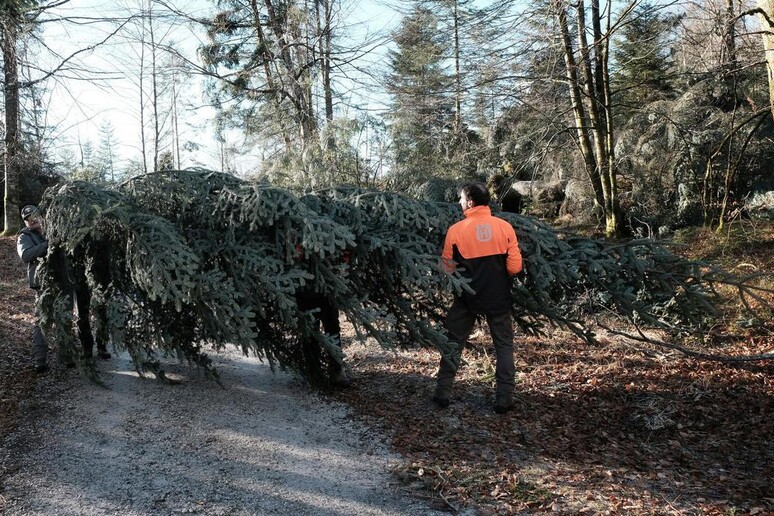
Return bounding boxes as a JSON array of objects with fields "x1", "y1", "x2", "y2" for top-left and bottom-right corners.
[{"x1": 434, "y1": 182, "x2": 523, "y2": 414}]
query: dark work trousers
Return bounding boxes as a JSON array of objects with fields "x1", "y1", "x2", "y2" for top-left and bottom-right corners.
[
  {"x1": 437, "y1": 298, "x2": 515, "y2": 396},
  {"x1": 296, "y1": 291, "x2": 343, "y2": 375},
  {"x1": 69, "y1": 259, "x2": 110, "y2": 357},
  {"x1": 32, "y1": 298, "x2": 48, "y2": 367},
  {"x1": 72, "y1": 280, "x2": 102, "y2": 357}
]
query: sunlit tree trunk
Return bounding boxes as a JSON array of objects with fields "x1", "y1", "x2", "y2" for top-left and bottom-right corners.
[
  {"x1": 2, "y1": 20, "x2": 21, "y2": 235},
  {"x1": 452, "y1": 0, "x2": 462, "y2": 132},
  {"x1": 172, "y1": 77, "x2": 180, "y2": 168},
  {"x1": 555, "y1": 0, "x2": 623, "y2": 236},
  {"x1": 262, "y1": 0, "x2": 318, "y2": 147},
  {"x1": 138, "y1": 6, "x2": 148, "y2": 175},
  {"x1": 759, "y1": 0, "x2": 774, "y2": 119},
  {"x1": 149, "y1": 0, "x2": 160, "y2": 172}
]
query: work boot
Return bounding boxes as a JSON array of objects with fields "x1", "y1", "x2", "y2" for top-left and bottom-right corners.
[
  {"x1": 494, "y1": 392, "x2": 513, "y2": 414},
  {"x1": 329, "y1": 368, "x2": 352, "y2": 388},
  {"x1": 432, "y1": 384, "x2": 452, "y2": 409}
]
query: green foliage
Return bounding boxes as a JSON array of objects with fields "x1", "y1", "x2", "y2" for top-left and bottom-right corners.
[
  {"x1": 387, "y1": 4, "x2": 456, "y2": 185},
  {"x1": 612, "y1": 2, "x2": 679, "y2": 114},
  {"x1": 262, "y1": 118, "x2": 380, "y2": 190},
  {"x1": 36, "y1": 169, "x2": 771, "y2": 384}
]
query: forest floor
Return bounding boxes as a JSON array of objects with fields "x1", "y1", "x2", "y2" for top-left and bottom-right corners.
[
  {"x1": 1, "y1": 222, "x2": 773, "y2": 515},
  {"x1": 334, "y1": 222, "x2": 774, "y2": 515}
]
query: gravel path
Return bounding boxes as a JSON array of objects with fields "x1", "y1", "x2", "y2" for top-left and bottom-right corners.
[{"x1": 0, "y1": 349, "x2": 441, "y2": 515}]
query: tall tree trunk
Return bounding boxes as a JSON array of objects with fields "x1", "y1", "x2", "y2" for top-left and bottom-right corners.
[
  {"x1": 2, "y1": 22, "x2": 20, "y2": 235},
  {"x1": 724, "y1": 0, "x2": 737, "y2": 68},
  {"x1": 759, "y1": 0, "x2": 774, "y2": 119},
  {"x1": 316, "y1": 0, "x2": 333, "y2": 122},
  {"x1": 148, "y1": 0, "x2": 160, "y2": 172},
  {"x1": 248, "y1": 0, "x2": 293, "y2": 147},
  {"x1": 556, "y1": 0, "x2": 622, "y2": 237},
  {"x1": 592, "y1": 0, "x2": 619, "y2": 236},
  {"x1": 556, "y1": 2, "x2": 605, "y2": 209},
  {"x1": 172, "y1": 76, "x2": 180, "y2": 169},
  {"x1": 261, "y1": 0, "x2": 318, "y2": 148},
  {"x1": 139, "y1": 6, "x2": 148, "y2": 175},
  {"x1": 453, "y1": 0, "x2": 462, "y2": 132}
]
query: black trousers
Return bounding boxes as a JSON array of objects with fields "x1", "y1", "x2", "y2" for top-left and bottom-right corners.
[
  {"x1": 72, "y1": 277, "x2": 107, "y2": 357},
  {"x1": 296, "y1": 290, "x2": 343, "y2": 374},
  {"x1": 437, "y1": 299, "x2": 515, "y2": 395}
]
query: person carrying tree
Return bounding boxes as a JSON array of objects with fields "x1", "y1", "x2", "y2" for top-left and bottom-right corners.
[
  {"x1": 17, "y1": 205, "x2": 111, "y2": 372},
  {"x1": 66, "y1": 245, "x2": 112, "y2": 362},
  {"x1": 17, "y1": 205, "x2": 51, "y2": 373},
  {"x1": 433, "y1": 182, "x2": 523, "y2": 414},
  {"x1": 294, "y1": 244, "x2": 351, "y2": 388}
]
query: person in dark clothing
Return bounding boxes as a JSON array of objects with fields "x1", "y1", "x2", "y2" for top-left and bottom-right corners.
[
  {"x1": 70, "y1": 259, "x2": 112, "y2": 361},
  {"x1": 434, "y1": 183, "x2": 523, "y2": 414},
  {"x1": 294, "y1": 245, "x2": 351, "y2": 388},
  {"x1": 295, "y1": 289, "x2": 350, "y2": 388},
  {"x1": 16, "y1": 205, "x2": 111, "y2": 371},
  {"x1": 17, "y1": 205, "x2": 50, "y2": 373}
]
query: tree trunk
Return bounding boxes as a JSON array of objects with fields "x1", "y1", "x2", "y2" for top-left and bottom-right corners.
[
  {"x1": 557, "y1": 4, "x2": 603, "y2": 206},
  {"x1": 453, "y1": 0, "x2": 462, "y2": 132},
  {"x1": 759, "y1": 0, "x2": 774, "y2": 119},
  {"x1": 555, "y1": 0, "x2": 622, "y2": 237},
  {"x1": 172, "y1": 76, "x2": 180, "y2": 169},
  {"x1": 248, "y1": 0, "x2": 293, "y2": 147},
  {"x1": 316, "y1": 0, "x2": 333, "y2": 122},
  {"x1": 148, "y1": 0, "x2": 160, "y2": 172},
  {"x1": 261, "y1": 0, "x2": 318, "y2": 147},
  {"x1": 724, "y1": 0, "x2": 737, "y2": 67},
  {"x1": 139, "y1": 6, "x2": 148, "y2": 175},
  {"x1": 592, "y1": 0, "x2": 620, "y2": 236},
  {"x1": 2, "y1": 22, "x2": 20, "y2": 236}
]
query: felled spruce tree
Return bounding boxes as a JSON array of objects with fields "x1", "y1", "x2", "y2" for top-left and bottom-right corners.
[{"x1": 36, "y1": 169, "x2": 772, "y2": 385}]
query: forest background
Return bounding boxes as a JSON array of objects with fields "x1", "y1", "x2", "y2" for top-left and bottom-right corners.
[
  {"x1": 2, "y1": 0, "x2": 774, "y2": 237},
  {"x1": 1, "y1": 1, "x2": 774, "y2": 513}
]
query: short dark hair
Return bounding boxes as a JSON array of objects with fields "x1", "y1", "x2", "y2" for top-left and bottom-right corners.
[{"x1": 459, "y1": 182, "x2": 490, "y2": 207}]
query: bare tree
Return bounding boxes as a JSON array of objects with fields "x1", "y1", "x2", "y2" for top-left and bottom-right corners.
[
  {"x1": 552, "y1": 0, "x2": 640, "y2": 236},
  {"x1": 2, "y1": 4, "x2": 23, "y2": 235},
  {"x1": 759, "y1": 0, "x2": 774, "y2": 117},
  {"x1": 129, "y1": 0, "x2": 175, "y2": 173}
]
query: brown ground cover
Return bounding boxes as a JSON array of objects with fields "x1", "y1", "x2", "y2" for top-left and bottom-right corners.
[
  {"x1": 1, "y1": 222, "x2": 773, "y2": 515},
  {"x1": 0, "y1": 236, "x2": 45, "y2": 442},
  {"x1": 335, "y1": 332, "x2": 773, "y2": 514},
  {"x1": 333, "y1": 223, "x2": 774, "y2": 514}
]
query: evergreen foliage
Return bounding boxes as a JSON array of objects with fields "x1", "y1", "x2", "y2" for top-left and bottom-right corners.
[
  {"x1": 36, "y1": 169, "x2": 772, "y2": 384},
  {"x1": 612, "y1": 3, "x2": 678, "y2": 113},
  {"x1": 387, "y1": 5, "x2": 456, "y2": 186}
]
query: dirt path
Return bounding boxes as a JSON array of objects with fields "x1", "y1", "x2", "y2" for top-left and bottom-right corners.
[{"x1": 0, "y1": 348, "x2": 443, "y2": 515}]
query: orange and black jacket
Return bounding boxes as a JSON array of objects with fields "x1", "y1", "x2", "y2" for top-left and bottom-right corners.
[{"x1": 442, "y1": 205, "x2": 523, "y2": 315}]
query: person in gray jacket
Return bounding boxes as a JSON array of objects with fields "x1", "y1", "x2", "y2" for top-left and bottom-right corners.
[{"x1": 17, "y1": 205, "x2": 50, "y2": 373}]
